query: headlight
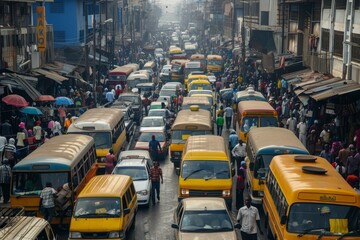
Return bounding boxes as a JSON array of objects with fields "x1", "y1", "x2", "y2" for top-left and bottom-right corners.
[
  {"x1": 109, "y1": 231, "x2": 120, "y2": 238},
  {"x1": 119, "y1": 231, "x2": 125, "y2": 239},
  {"x1": 181, "y1": 189, "x2": 189, "y2": 196},
  {"x1": 69, "y1": 232, "x2": 81, "y2": 238},
  {"x1": 137, "y1": 190, "x2": 149, "y2": 196},
  {"x1": 222, "y1": 190, "x2": 231, "y2": 197}
]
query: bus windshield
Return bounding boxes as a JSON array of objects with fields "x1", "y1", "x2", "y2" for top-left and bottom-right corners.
[
  {"x1": 189, "y1": 84, "x2": 212, "y2": 91},
  {"x1": 74, "y1": 197, "x2": 121, "y2": 218},
  {"x1": 181, "y1": 160, "x2": 230, "y2": 179},
  {"x1": 287, "y1": 203, "x2": 360, "y2": 236},
  {"x1": 78, "y1": 132, "x2": 112, "y2": 149},
  {"x1": 12, "y1": 172, "x2": 69, "y2": 196},
  {"x1": 260, "y1": 117, "x2": 278, "y2": 127},
  {"x1": 172, "y1": 130, "x2": 211, "y2": 143},
  {"x1": 208, "y1": 60, "x2": 222, "y2": 65}
]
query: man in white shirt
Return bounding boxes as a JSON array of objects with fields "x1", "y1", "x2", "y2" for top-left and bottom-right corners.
[
  {"x1": 53, "y1": 119, "x2": 62, "y2": 136},
  {"x1": 237, "y1": 197, "x2": 263, "y2": 240},
  {"x1": 105, "y1": 89, "x2": 115, "y2": 103},
  {"x1": 223, "y1": 105, "x2": 234, "y2": 130},
  {"x1": 286, "y1": 114, "x2": 297, "y2": 134},
  {"x1": 231, "y1": 140, "x2": 246, "y2": 175},
  {"x1": 0, "y1": 135, "x2": 7, "y2": 162},
  {"x1": 297, "y1": 119, "x2": 307, "y2": 146}
]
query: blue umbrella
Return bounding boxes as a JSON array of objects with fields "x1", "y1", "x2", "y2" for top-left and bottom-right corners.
[
  {"x1": 55, "y1": 97, "x2": 73, "y2": 105},
  {"x1": 20, "y1": 107, "x2": 43, "y2": 115}
]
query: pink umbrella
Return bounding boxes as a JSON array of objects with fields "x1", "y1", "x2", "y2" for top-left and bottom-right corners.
[
  {"x1": 2, "y1": 94, "x2": 29, "y2": 107},
  {"x1": 35, "y1": 95, "x2": 55, "y2": 102}
]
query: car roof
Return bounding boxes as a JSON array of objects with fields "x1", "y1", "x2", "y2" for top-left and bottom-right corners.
[
  {"x1": 116, "y1": 158, "x2": 148, "y2": 167},
  {"x1": 143, "y1": 116, "x2": 164, "y2": 120},
  {"x1": 182, "y1": 197, "x2": 227, "y2": 210},
  {"x1": 149, "y1": 109, "x2": 166, "y2": 112},
  {"x1": 119, "y1": 150, "x2": 151, "y2": 159}
]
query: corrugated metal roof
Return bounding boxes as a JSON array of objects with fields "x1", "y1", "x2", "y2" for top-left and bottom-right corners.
[
  {"x1": 32, "y1": 68, "x2": 68, "y2": 83},
  {"x1": 310, "y1": 81, "x2": 360, "y2": 101},
  {"x1": 281, "y1": 68, "x2": 312, "y2": 80}
]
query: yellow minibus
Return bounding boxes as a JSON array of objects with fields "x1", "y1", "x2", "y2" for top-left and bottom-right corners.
[
  {"x1": 69, "y1": 175, "x2": 137, "y2": 240},
  {"x1": 181, "y1": 96, "x2": 212, "y2": 114},
  {"x1": 170, "y1": 107, "x2": 213, "y2": 168},
  {"x1": 177, "y1": 135, "x2": 233, "y2": 208},
  {"x1": 236, "y1": 100, "x2": 278, "y2": 141},
  {"x1": 207, "y1": 55, "x2": 223, "y2": 75},
  {"x1": 245, "y1": 127, "x2": 309, "y2": 205},
  {"x1": 190, "y1": 54, "x2": 206, "y2": 71},
  {"x1": 67, "y1": 108, "x2": 126, "y2": 174},
  {"x1": 11, "y1": 134, "x2": 97, "y2": 224},
  {"x1": 263, "y1": 154, "x2": 360, "y2": 240},
  {"x1": 188, "y1": 79, "x2": 212, "y2": 91},
  {"x1": 185, "y1": 73, "x2": 208, "y2": 91}
]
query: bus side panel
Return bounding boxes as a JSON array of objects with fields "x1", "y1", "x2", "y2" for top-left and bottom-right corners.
[
  {"x1": 113, "y1": 130, "x2": 127, "y2": 157},
  {"x1": 263, "y1": 191, "x2": 285, "y2": 240}
]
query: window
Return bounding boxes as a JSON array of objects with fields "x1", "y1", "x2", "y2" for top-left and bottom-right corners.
[
  {"x1": 267, "y1": 171, "x2": 288, "y2": 218},
  {"x1": 323, "y1": 0, "x2": 332, "y2": 9},
  {"x1": 321, "y1": 29, "x2": 330, "y2": 51},
  {"x1": 336, "y1": 0, "x2": 347, "y2": 9},
  {"x1": 54, "y1": 31, "x2": 65, "y2": 43},
  {"x1": 125, "y1": 189, "x2": 132, "y2": 206},
  {"x1": 50, "y1": 0, "x2": 65, "y2": 13},
  {"x1": 352, "y1": 33, "x2": 360, "y2": 63},
  {"x1": 261, "y1": 11, "x2": 269, "y2": 25},
  {"x1": 334, "y1": 31, "x2": 344, "y2": 57},
  {"x1": 356, "y1": 0, "x2": 360, "y2": 9}
]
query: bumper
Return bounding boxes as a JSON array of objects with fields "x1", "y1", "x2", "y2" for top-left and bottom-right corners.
[{"x1": 137, "y1": 194, "x2": 150, "y2": 205}]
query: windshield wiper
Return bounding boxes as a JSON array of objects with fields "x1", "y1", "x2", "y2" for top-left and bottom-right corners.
[
  {"x1": 75, "y1": 213, "x2": 98, "y2": 218},
  {"x1": 204, "y1": 170, "x2": 229, "y2": 181},
  {"x1": 184, "y1": 169, "x2": 206, "y2": 180},
  {"x1": 297, "y1": 228, "x2": 328, "y2": 237},
  {"x1": 337, "y1": 230, "x2": 360, "y2": 240}
]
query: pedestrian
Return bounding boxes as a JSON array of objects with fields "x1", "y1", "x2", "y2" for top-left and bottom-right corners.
[
  {"x1": 53, "y1": 118, "x2": 62, "y2": 136},
  {"x1": 143, "y1": 95, "x2": 150, "y2": 116},
  {"x1": 216, "y1": 113, "x2": 224, "y2": 136},
  {"x1": 55, "y1": 183, "x2": 72, "y2": 230},
  {"x1": 39, "y1": 182, "x2": 57, "y2": 223},
  {"x1": 228, "y1": 129, "x2": 239, "y2": 151},
  {"x1": 33, "y1": 121, "x2": 43, "y2": 144},
  {"x1": 3, "y1": 138, "x2": 16, "y2": 168},
  {"x1": 0, "y1": 135, "x2": 6, "y2": 162},
  {"x1": 149, "y1": 161, "x2": 163, "y2": 206},
  {"x1": 297, "y1": 118, "x2": 307, "y2": 146},
  {"x1": 223, "y1": 104, "x2": 233, "y2": 130},
  {"x1": 1, "y1": 120, "x2": 13, "y2": 137},
  {"x1": 307, "y1": 130, "x2": 317, "y2": 155},
  {"x1": 286, "y1": 113, "x2": 297, "y2": 134},
  {"x1": 0, "y1": 159, "x2": 11, "y2": 203},
  {"x1": 63, "y1": 113, "x2": 73, "y2": 133},
  {"x1": 149, "y1": 135, "x2": 162, "y2": 161},
  {"x1": 57, "y1": 105, "x2": 66, "y2": 128},
  {"x1": 319, "y1": 126, "x2": 331, "y2": 146},
  {"x1": 338, "y1": 143, "x2": 351, "y2": 167},
  {"x1": 236, "y1": 197, "x2": 263, "y2": 240},
  {"x1": 319, "y1": 144, "x2": 333, "y2": 163},
  {"x1": 105, "y1": 149, "x2": 117, "y2": 174},
  {"x1": 346, "y1": 146, "x2": 360, "y2": 176},
  {"x1": 105, "y1": 88, "x2": 115, "y2": 104},
  {"x1": 16, "y1": 122, "x2": 27, "y2": 159},
  {"x1": 115, "y1": 85, "x2": 122, "y2": 99},
  {"x1": 232, "y1": 139, "x2": 246, "y2": 175},
  {"x1": 236, "y1": 161, "x2": 246, "y2": 210}
]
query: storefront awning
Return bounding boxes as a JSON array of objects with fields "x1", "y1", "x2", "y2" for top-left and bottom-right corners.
[
  {"x1": 281, "y1": 69, "x2": 312, "y2": 81},
  {"x1": 0, "y1": 72, "x2": 41, "y2": 100},
  {"x1": 43, "y1": 61, "x2": 77, "y2": 75},
  {"x1": 32, "y1": 68, "x2": 68, "y2": 84},
  {"x1": 310, "y1": 81, "x2": 360, "y2": 101}
]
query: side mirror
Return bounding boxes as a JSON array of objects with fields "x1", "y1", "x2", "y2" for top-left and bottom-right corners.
[
  {"x1": 280, "y1": 215, "x2": 287, "y2": 225},
  {"x1": 123, "y1": 208, "x2": 130, "y2": 215},
  {"x1": 171, "y1": 223, "x2": 179, "y2": 229},
  {"x1": 234, "y1": 223, "x2": 241, "y2": 229},
  {"x1": 249, "y1": 162, "x2": 254, "y2": 171},
  {"x1": 231, "y1": 167, "x2": 235, "y2": 177},
  {"x1": 175, "y1": 167, "x2": 180, "y2": 176}
]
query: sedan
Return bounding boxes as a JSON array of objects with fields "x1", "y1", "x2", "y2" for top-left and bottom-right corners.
[
  {"x1": 134, "y1": 131, "x2": 169, "y2": 160},
  {"x1": 171, "y1": 198, "x2": 240, "y2": 240},
  {"x1": 140, "y1": 116, "x2": 165, "y2": 133}
]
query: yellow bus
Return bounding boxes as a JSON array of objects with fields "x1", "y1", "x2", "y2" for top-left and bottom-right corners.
[
  {"x1": 69, "y1": 175, "x2": 138, "y2": 240},
  {"x1": 207, "y1": 55, "x2": 224, "y2": 75},
  {"x1": 182, "y1": 96, "x2": 212, "y2": 114},
  {"x1": 170, "y1": 59, "x2": 190, "y2": 83},
  {"x1": 186, "y1": 73, "x2": 208, "y2": 91},
  {"x1": 188, "y1": 79, "x2": 212, "y2": 91},
  {"x1": 67, "y1": 108, "x2": 126, "y2": 174},
  {"x1": 263, "y1": 154, "x2": 360, "y2": 240},
  {"x1": 169, "y1": 47, "x2": 187, "y2": 62},
  {"x1": 190, "y1": 54, "x2": 206, "y2": 71},
  {"x1": 177, "y1": 135, "x2": 233, "y2": 208},
  {"x1": 236, "y1": 100, "x2": 278, "y2": 141},
  {"x1": 245, "y1": 127, "x2": 309, "y2": 205},
  {"x1": 11, "y1": 134, "x2": 97, "y2": 224},
  {"x1": 170, "y1": 107, "x2": 213, "y2": 168}
]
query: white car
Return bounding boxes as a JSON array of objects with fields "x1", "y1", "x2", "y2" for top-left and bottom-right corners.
[
  {"x1": 112, "y1": 158, "x2": 152, "y2": 207},
  {"x1": 140, "y1": 116, "x2": 166, "y2": 132}
]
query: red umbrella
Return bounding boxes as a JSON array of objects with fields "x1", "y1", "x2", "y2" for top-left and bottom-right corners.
[
  {"x1": 35, "y1": 95, "x2": 55, "y2": 102},
  {"x1": 2, "y1": 94, "x2": 29, "y2": 107}
]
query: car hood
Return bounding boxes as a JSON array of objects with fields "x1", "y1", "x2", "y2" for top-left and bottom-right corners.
[
  {"x1": 179, "y1": 231, "x2": 237, "y2": 240},
  {"x1": 133, "y1": 180, "x2": 150, "y2": 192},
  {"x1": 135, "y1": 141, "x2": 166, "y2": 150},
  {"x1": 140, "y1": 126, "x2": 165, "y2": 132}
]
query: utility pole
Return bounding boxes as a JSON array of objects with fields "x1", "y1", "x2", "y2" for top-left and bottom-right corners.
[
  {"x1": 281, "y1": 0, "x2": 285, "y2": 53},
  {"x1": 93, "y1": 0, "x2": 97, "y2": 105},
  {"x1": 98, "y1": 1, "x2": 102, "y2": 71},
  {"x1": 232, "y1": 0, "x2": 236, "y2": 50},
  {"x1": 85, "y1": 0, "x2": 89, "y2": 82},
  {"x1": 112, "y1": 0, "x2": 115, "y2": 68}
]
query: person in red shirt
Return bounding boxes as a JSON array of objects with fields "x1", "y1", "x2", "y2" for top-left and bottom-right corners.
[
  {"x1": 105, "y1": 149, "x2": 117, "y2": 174},
  {"x1": 115, "y1": 85, "x2": 121, "y2": 99},
  {"x1": 149, "y1": 161, "x2": 163, "y2": 205}
]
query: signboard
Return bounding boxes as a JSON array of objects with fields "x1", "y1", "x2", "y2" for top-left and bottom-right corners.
[{"x1": 36, "y1": 6, "x2": 46, "y2": 52}]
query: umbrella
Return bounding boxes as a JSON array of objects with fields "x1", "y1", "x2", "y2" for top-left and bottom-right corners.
[
  {"x1": 20, "y1": 106, "x2": 43, "y2": 115},
  {"x1": 2, "y1": 94, "x2": 29, "y2": 107},
  {"x1": 55, "y1": 97, "x2": 73, "y2": 105},
  {"x1": 35, "y1": 95, "x2": 55, "y2": 102}
]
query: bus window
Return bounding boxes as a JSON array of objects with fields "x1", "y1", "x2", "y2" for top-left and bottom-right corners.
[
  {"x1": 260, "y1": 117, "x2": 278, "y2": 127},
  {"x1": 242, "y1": 117, "x2": 258, "y2": 132}
]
